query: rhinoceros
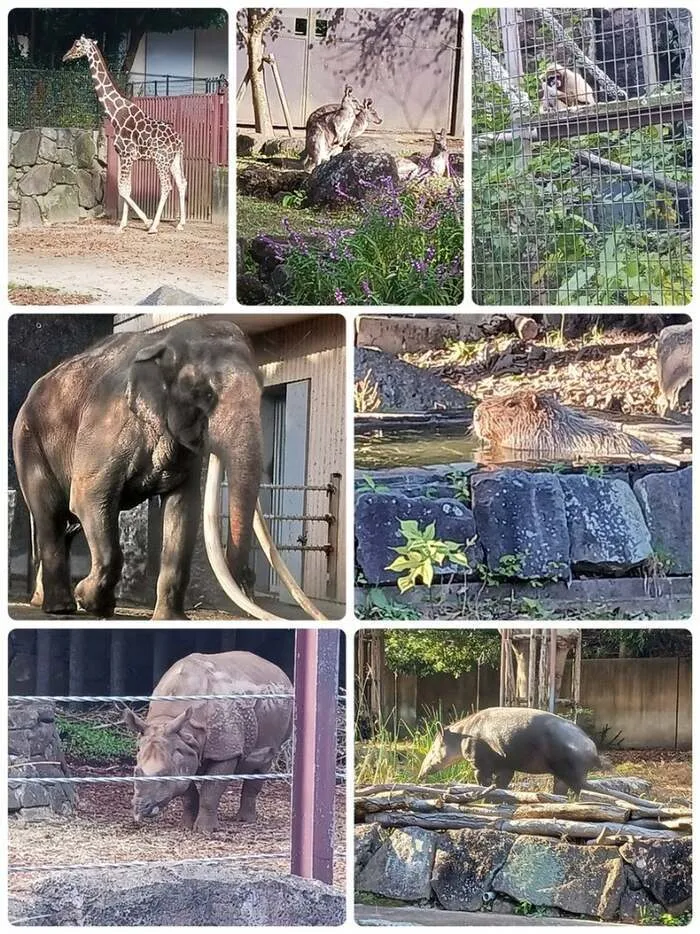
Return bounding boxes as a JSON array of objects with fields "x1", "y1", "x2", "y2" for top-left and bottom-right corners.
[
  {"x1": 418, "y1": 706, "x2": 602, "y2": 796},
  {"x1": 124, "y1": 651, "x2": 293, "y2": 833}
]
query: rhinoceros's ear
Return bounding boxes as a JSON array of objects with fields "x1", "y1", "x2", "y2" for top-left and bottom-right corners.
[
  {"x1": 164, "y1": 706, "x2": 192, "y2": 735},
  {"x1": 124, "y1": 708, "x2": 147, "y2": 733}
]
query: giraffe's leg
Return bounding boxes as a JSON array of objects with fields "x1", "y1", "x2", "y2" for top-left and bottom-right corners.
[
  {"x1": 117, "y1": 158, "x2": 151, "y2": 230},
  {"x1": 171, "y1": 151, "x2": 187, "y2": 231},
  {"x1": 148, "y1": 161, "x2": 174, "y2": 234}
]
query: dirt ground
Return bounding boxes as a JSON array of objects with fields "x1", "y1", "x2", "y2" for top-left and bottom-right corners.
[
  {"x1": 8, "y1": 219, "x2": 228, "y2": 305},
  {"x1": 402, "y1": 326, "x2": 689, "y2": 417},
  {"x1": 9, "y1": 761, "x2": 346, "y2": 894}
]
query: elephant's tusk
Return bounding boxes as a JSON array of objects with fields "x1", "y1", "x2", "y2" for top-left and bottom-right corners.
[
  {"x1": 253, "y1": 507, "x2": 328, "y2": 621},
  {"x1": 203, "y1": 454, "x2": 285, "y2": 621}
]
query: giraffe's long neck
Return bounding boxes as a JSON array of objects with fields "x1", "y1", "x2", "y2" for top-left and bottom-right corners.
[{"x1": 85, "y1": 45, "x2": 134, "y2": 121}]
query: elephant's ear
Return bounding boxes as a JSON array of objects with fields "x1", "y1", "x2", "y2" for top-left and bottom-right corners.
[{"x1": 126, "y1": 340, "x2": 180, "y2": 434}]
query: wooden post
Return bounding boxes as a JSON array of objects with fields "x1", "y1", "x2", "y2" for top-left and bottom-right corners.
[
  {"x1": 152, "y1": 631, "x2": 170, "y2": 684},
  {"x1": 35, "y1": 630, "x2": 51, "y2": 694},
  {"x1": 499, "y1": 632, "x2": 506, "y2": 707},
  {"x1": 572, "y1": 630, "x2": 582, "y2": 716},
  {"x1": 636, "y1": 9, "x2": 659, "y2": 92},
  {"x1": 68, "y1": 630, "x2": 85, "y2": 709},
  {"x1": 265, "y1": 53, "x2": 294, "y2": 137},
  {"x1": 527, "y1": 630, "x2": 537, "y2": 708},
  {"x1": 110, "y1": 630, "x2": 127, "y2": 696},
  {"x1": 548, "y1": 628, "x2": 557, "y2": 712},
  {"x1": 291, "y1": 628, "x2": 339, "y2": 884}
]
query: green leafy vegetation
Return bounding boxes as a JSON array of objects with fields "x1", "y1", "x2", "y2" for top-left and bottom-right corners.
[
  {"x1": 281, "y1": 182, "x2": 464, "y2": 306},
  {"x1": 383, "y1": 629, "x2": 500, "y2": 678},
  {"x1": 57, "y1": 714, "x2": 136, "y2": 763},
  {"x1": 385, "y1": 520, "x2": 472, "y2": 593}
]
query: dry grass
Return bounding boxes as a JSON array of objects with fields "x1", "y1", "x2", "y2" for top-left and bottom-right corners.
[
  {"x1": 9, "y1": 780, "x2": 346, "y2": 894},
  {"x1": 9, "y1": 285, "x2": 95, "y2": 305}
]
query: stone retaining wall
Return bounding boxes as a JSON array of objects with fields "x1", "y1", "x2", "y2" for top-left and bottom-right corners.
[
  {"x1": 8, "y1": 700, "x2": 75, "y2": 821},
  {"x1": 9, "y1": 126, "x2": 107, "y2": 227},
  {"x1": 355, "y1": 464, "x2": 692, "y2": 585},
  {"x1": 355, "y1": 824, "x2": 691, "y2": 923}
]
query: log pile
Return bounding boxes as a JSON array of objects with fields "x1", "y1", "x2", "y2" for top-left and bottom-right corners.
[{"x1": 355, "y1": 782, "x2": 691, "y2": 845}]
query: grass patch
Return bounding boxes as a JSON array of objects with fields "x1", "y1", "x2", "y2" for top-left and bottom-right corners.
[
  {"x1": 9, "y1": 284, "x2": 96, "y2": 305},
  {"x1": 237, "y1": 195, "x2": 361, "y2": 240},
  {"x1": 355, "y1": 709, "x2": 475, "y2": 787},
  {"x1": 57, "y1": 713, "x2": 137, "y2": 764}
]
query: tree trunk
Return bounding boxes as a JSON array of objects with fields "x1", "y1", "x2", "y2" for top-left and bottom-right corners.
[{"x1": 248, "y1": 30, "x2": 273, "y2": 137}]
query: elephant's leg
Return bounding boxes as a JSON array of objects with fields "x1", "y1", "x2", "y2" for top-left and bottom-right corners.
[
  {"x1": 153, "y1": 474, "x2": 201, "y2": 620},
  {"x1": 181, "y1": 783, "x2": 200, "y2": 829},
  {"x1": 194, "y1": 758, "x2": 239, "y2": 834},
  {"x1": 71, "y1": 492, "x2": 122, "y2": 617},
  {"x1": 235, "y1": 777, "x2": 265, "y2": 823},
  {"x1": 31, "y1": 506, "x2": 76, "y2": 614},
  {"x1": 18, "y1": 462, "x2": 75, "y2": 612}
]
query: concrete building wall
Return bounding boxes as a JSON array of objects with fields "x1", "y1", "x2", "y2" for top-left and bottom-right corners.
[
  {"x1": 580, "y1": 657, "x2": 692, "y2": 749},
  {"x1": 257, "y1": 315, "x2": 346, "y2": 605}
]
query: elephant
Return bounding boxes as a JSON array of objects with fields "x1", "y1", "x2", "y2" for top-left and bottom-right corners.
[{"x1": 12, "y1": 316, "x2": 324, "y2": 621}]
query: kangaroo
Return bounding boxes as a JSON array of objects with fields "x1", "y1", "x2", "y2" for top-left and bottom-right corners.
[
  {"x1": 409, "y1": 128, "x2": 451, "y2": 180},
  {"x1": 302, "y1": 93, "x2": 382, "y2": 172}
]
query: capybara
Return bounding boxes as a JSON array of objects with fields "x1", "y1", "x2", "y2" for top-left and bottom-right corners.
[
  {"x1": 473, "y1": 390, "x2": 651, "y2": 459},
  {"x1": 418, "y1": 706, "x2": 602, "y2": 796}
]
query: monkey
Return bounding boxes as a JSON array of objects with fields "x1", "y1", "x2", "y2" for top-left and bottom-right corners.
[{"x1": 539, "y1": 63, "x2": 596, "y2": 113}]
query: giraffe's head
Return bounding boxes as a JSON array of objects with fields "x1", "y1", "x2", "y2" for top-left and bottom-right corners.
[{"x1": 62, "y1": 35, "x2": 96, "y2": 62}]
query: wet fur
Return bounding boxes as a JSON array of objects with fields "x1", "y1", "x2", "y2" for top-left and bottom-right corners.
[{"x1": 473, "y1": 390, "x2": 651, "y2": 458}]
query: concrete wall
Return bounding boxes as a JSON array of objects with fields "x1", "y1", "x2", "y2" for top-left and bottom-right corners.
[
  {"x1": 580, "y1": 657, "x2": 692, "y2": 749},
  {"x1": 9, "y1": 127, "x2": 106, "y2": 227},
  {"x1": 370, "y1": 652, "x2": 691, "y2": 749}
]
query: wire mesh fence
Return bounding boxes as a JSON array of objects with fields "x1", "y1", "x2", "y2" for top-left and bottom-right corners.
[{"x1": 472, "y1": 7, "x2": 692, "y2": 306}]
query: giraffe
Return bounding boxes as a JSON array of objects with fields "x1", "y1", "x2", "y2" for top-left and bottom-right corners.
[{"x1": 63, "y1": 36, "x2": 186, "y2": 233}]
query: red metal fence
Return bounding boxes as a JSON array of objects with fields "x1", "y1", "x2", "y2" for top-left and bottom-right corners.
[{"x1": 104, "y1": 90, "x2": 228, "y2": 224}]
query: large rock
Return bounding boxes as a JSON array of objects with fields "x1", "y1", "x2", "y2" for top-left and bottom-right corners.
[
  {"x1": 355, "y1": 824, "x2": 384, "y2": 877},
  {"x1": 74, "y1": 132, "x2": 96, "y2": 168},
  {"x1": 9, "y1": 865, "x2": 345, "y2": 926},
  {"x1": 494, "y1": 838, "x2": 625, "y2": 920},
  {"x1": 18, "y1": 164, "x2": 53, "y2": 196},
  {"x1": 237, "y1": 163, "x2": 309, "y2": 199},
  {"x1": 11, "y1": 128, "x2": 41, "y2": 167},
  {"x1": 620, "y1": 838, "x2": 692, "y2": 913},
  {"x1": 117, "y1": 502, "x2": 150, "y2": 602},
  {"x1": 19, "y1": 196, "x2": 42, "y2": 228},
  {"x1": 38, "y1": 132, "x2": 58, "y2": 163},
  {"x1": 357, "y1": 827, "x2": 437, "y2": 901},
  {"x1": 634, "y1": 467, "x2": 692, "y2": 574},
  {"x1": 560, "y1": 475, "x2": 652, "y2": 571},
  {"x1": 137, "y1": 286, "x2": 214, "y2": 306},
  {"x1": 432, "y1": 829, "x2": 514, "y2": 911},
  {"x1": 355, "y1": 492, "x2": 482, "y2": 585},
  {"x1": 307, "y1": 150, "x2": 400, "y2": 207},
  {"x1": 76, "y1": 168, "x2": 99, "y2": 208},
  {"x1": 40, "y1": 185, "x2": 81, "y2": 223},
  {"x1": 471, "y1": 470, "x2": 570, "y2": 579},
  {"x1": 355, "y1": 347, "x2": 471, "y2": 413},
  {"x1": 50, "y1": 166, "x2": 79, "y2": 186}
]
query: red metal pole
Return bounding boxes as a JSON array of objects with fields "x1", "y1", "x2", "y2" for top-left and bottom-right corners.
[{"x1": 291, "y1": 628, "x2": 340, "y2": 884}]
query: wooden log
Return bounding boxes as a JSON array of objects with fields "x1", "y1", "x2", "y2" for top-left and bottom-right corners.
[
  {"x1": 505, "y1": 313, "x2": 539, "y2": 341},
  {"x1": 369, "y1": 810, "x2": 680, "y2": 841},
  {"x1": 355, "y1": 783, "x2": 566, "y2": 805},
  {"x1": 628, "y1": 818, "x2": 692, "y2": 833},
  {"x1": 513, "y1": 803, "x2": 630, "y2": 823},
  {"x1": 580, "y1": 788, "x2": 665, "y2": 810}
]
